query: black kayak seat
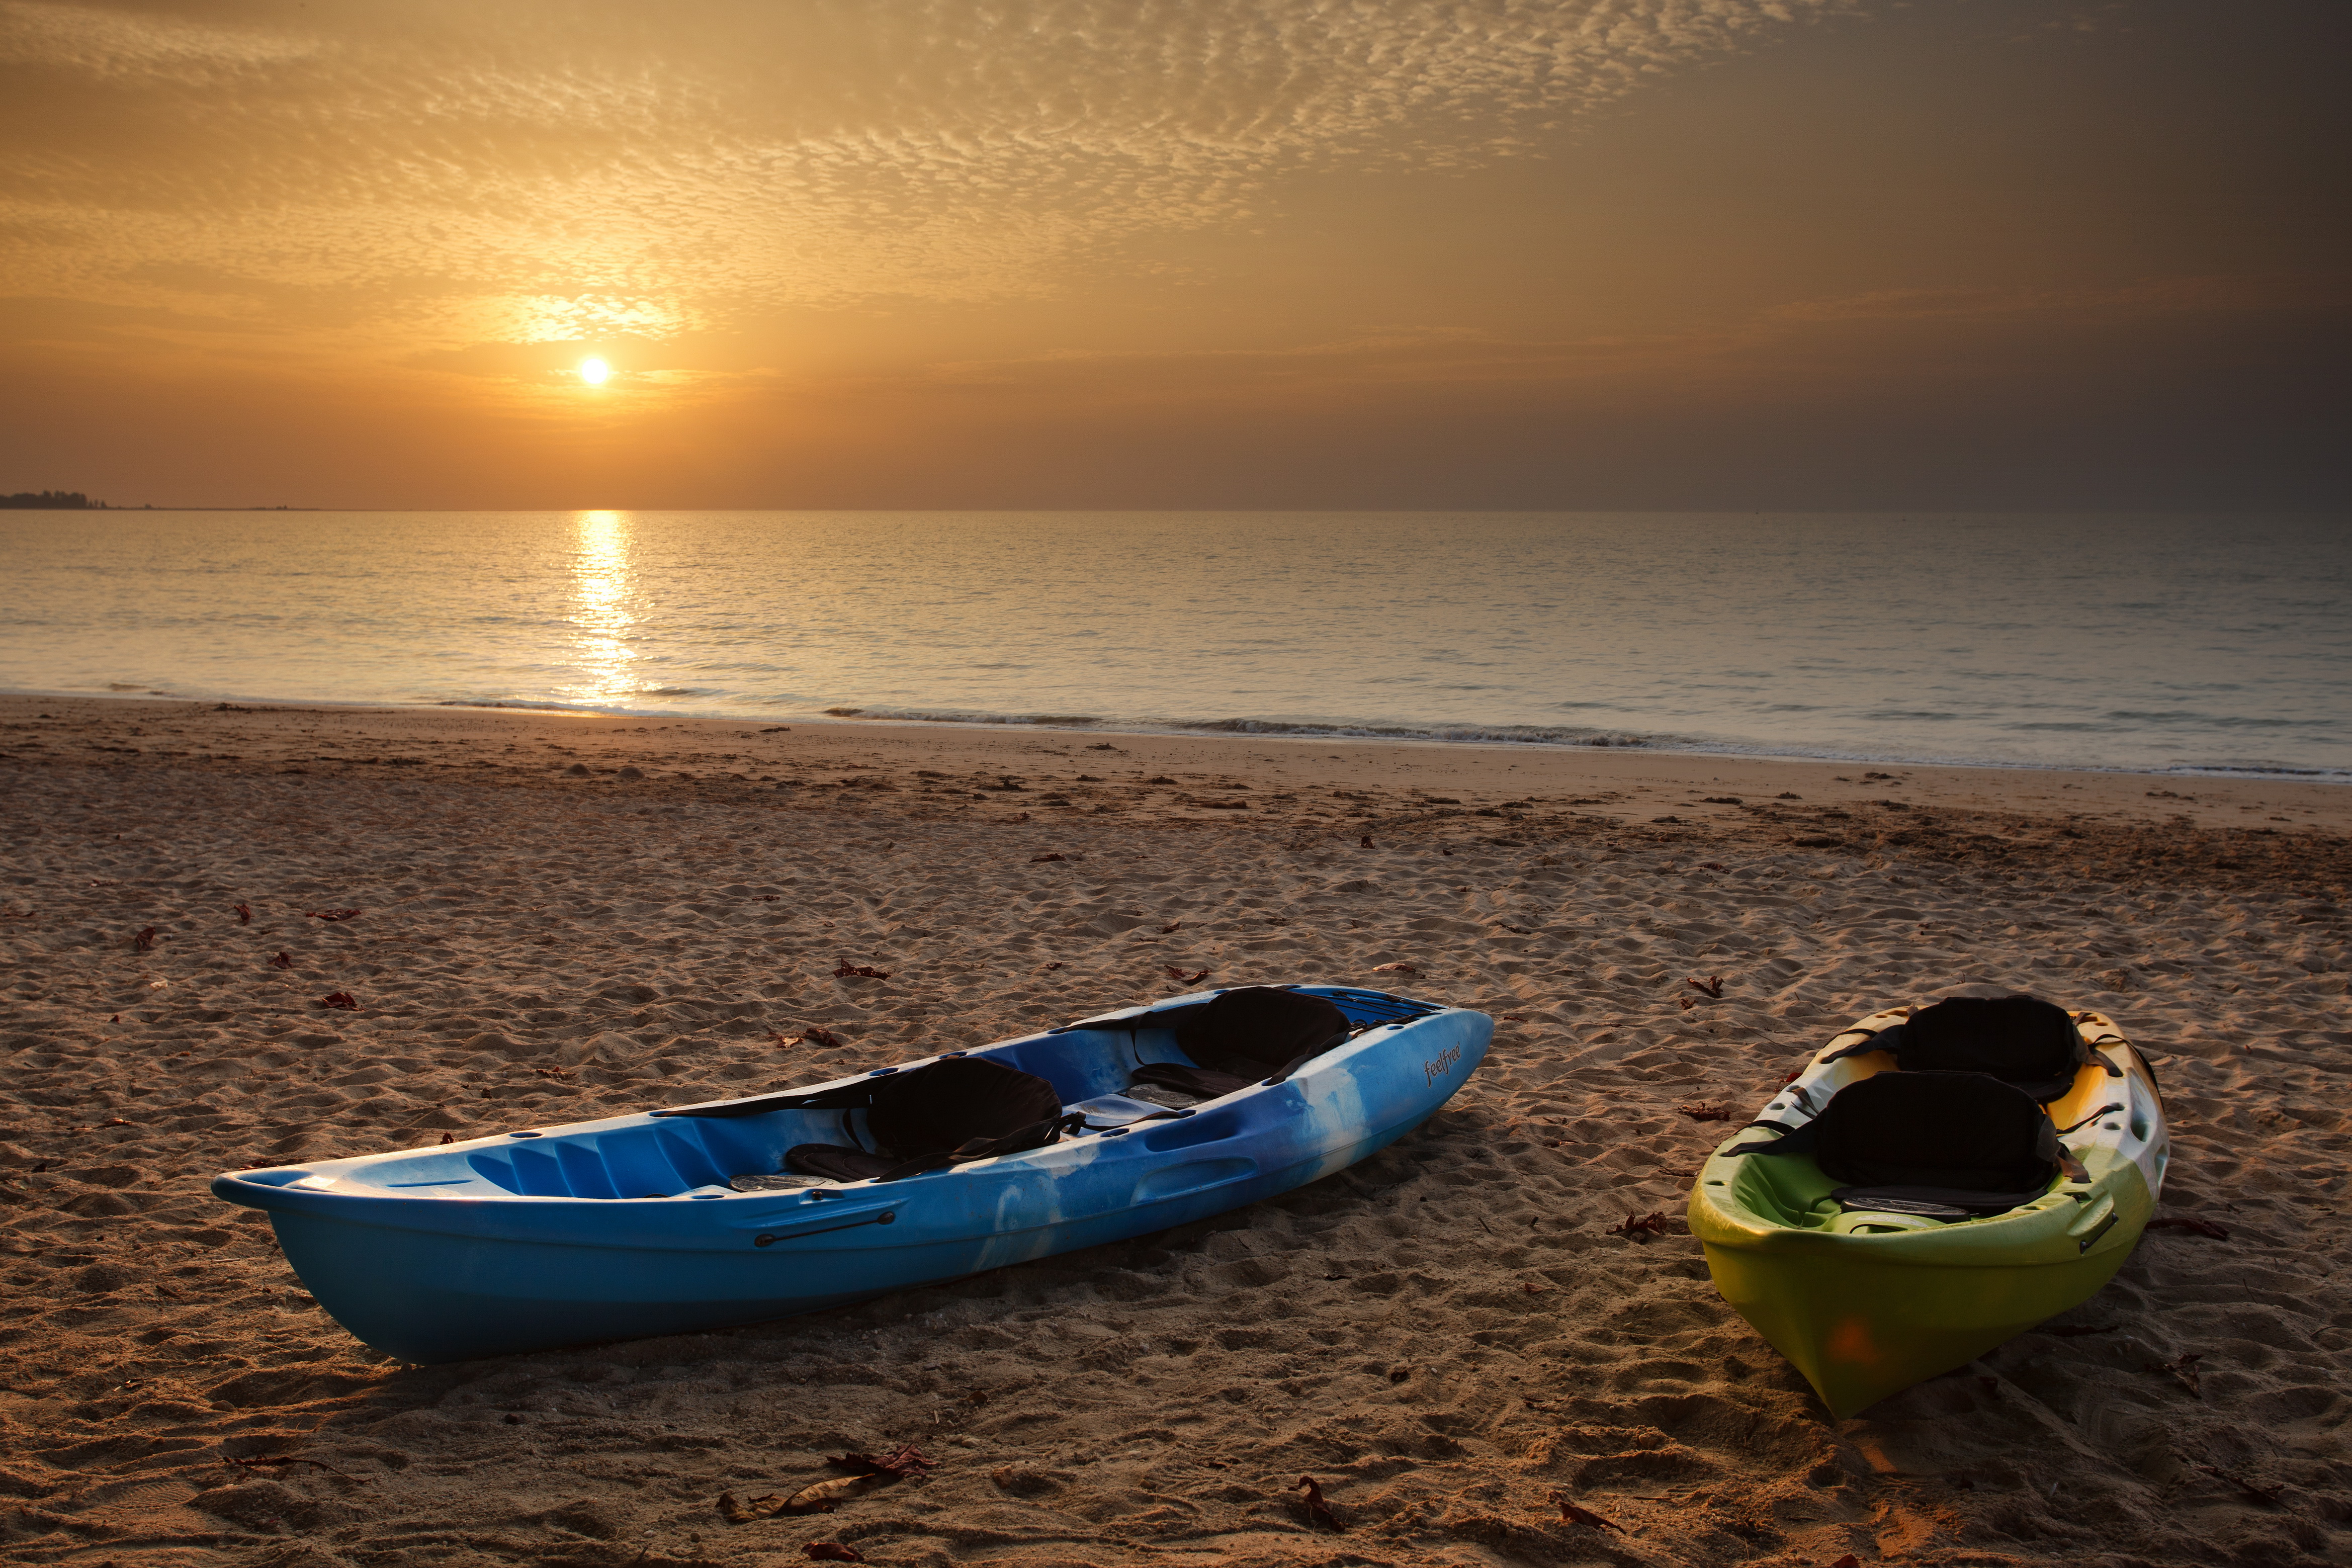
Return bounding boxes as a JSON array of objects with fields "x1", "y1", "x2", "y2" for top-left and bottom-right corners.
[
  {"x1": 1126, "y1": 986, "x2": 1352, "y2": 1103},
  {"x1": 786, "y1": 1056, "x2": 1071, "y2": 1183},
  {"x1": 1820, "y1": 993, "x2": 2114, "y2": 1103},
  {"x1": 1727, "y1": 1070, "x2": 2065, "y2": 1218}
]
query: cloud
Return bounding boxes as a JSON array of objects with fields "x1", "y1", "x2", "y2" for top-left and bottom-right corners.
[{"x1": 0, "y1": 1, "x2": 1863, "y2": 346}]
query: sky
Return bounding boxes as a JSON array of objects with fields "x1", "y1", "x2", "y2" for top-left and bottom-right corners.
[{"x1": 2, "y1": 0, "x2": 2345, "y2": 510}]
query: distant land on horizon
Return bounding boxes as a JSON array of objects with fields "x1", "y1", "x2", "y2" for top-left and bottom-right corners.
[{"x1": 1, "y1": 493, "x2": 314, "y2": 510}]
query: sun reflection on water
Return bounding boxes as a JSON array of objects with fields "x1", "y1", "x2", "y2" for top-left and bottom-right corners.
[{"x1": 568, "y1": 510, "x2": 637, "y2": 703}]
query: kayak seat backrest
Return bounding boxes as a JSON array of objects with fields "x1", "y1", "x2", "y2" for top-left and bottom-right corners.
[
  {"x1": 1122, "y1": 987, "x2": 1351, "y2": 1104},
  {"x1": 1831, "y1": 994, "x2": 2102, "y2": 1103},
  {"x1": 1172, "y1": 987, "x2": 1351, "y2": 1080},
  {"x1": 785, "y1": 1057, "x2": 1069, "y2": 1182},
  {"x1": 1729, "y1": 1071, "x2": 2064, "y2": 1217},
  {"x1": 1813, "y1": 1072, "x2": 2059, "y2": 1191},
  {"x1": 867, "y1": 1057, "x2": 1065, "y2": 1154}
]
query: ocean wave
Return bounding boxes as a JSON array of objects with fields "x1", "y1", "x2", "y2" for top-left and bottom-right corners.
[
  {"x1": 436, "y1": 699, "x2": 616, "y2": 714},
  {"x1": 1166, "y1": 717, "x2": 1651, "y2": 747},
  {"x1": 837, "y1": 708, "x2": 1106, "y2": 727}
]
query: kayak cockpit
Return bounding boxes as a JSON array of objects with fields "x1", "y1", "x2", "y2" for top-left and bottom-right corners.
[{"x1": 1703, "y1": 1001, "x2": 2162, "y2": 1235}]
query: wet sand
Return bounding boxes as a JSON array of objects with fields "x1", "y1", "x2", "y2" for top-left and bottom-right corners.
[{"x1": 4, "y1": 695, "x2": 2348, "y2": 1567}]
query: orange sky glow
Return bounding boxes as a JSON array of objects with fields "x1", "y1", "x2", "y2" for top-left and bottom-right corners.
[{"x1": 2, "y1": 0, "x2": 2345, "y2": 508}]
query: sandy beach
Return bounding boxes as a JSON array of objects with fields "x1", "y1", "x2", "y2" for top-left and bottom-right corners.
[{"x1": 4, "y1": 693, "x2": 2347, "y2": 1568}]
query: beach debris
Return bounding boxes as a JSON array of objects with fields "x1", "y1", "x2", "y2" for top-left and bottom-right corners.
[
  {"x1": 305, "y1": 909, "x2": 362, "y2": 921},
  {"x1": 269, "y1": 950, "x2": 295, "y2": 969},
  {"x1": 234, "y1": 903, "x2": 252, "y2": 924},
  {"x1": 719, "y1": 1493, "x2": 779, "y2": 1524},
  {"x1": 804, "y1": 1545, "x2": 864, "y2": 1563},
  {"x1": 2143, "y1": 1351, "x2": 2203, "y2": 1395},
  {"x1": 1030, "y1": 852, "x2": 1066, "y2": 862},
  {"x1": 771, "y1": 1444, "x2": 934, "y2": 1515},
  {"x1": 1520, "y1": 1281, "x2": 1550, "y2": 1294},
  {"x1": 224, "y1": 1454, "x2": 352, "y2": 1479},
  {"x1": 1040, "y1": 961, "x2": 1063, "y2": 971},
  {"x1": 439, "y1": 1132, "x2": 456, "y2": 1145},
  {"x1": 1087, "y1": 742, "x2": 1117, "y2": 750},
  {"x1": 1293, "y1": 1475, "x2": 1343, "y2": 1531},
  {"x1": 316, "y1": 992, "x2": 360, "y2": 1010},
  {"x1": 1699, "y1": 860, "x2": 1726, "y2": 872},
  {"x1": 984, "y1": 775, "x2": 1026, "y2": 791},
  {"x1": 1701, "y1": 797, "x2": 1743, "y2": 806},
  {"x1": 1160, "y1": 921, "x2": 1183, "y2": 934},
  {"x1": 1607, "y1": 1212, "x2": 1673, "y2": 1241},
  {"x1": 767, "y1": 1029, "x2": 800, "y2": 1048},
  {"x1": 1163, "y1": 965, "x2": 1210, "y2": 985},
  {"x1": 2147, "y1": 1215, "x2": 2230, "y2": 1240},
  {"x1": 833, "y1": 962, "x2": 892, "y2": 980},
  {"x1": 1546, "y1": 1491, "x2": 1623, "y2": 1533},
  {"x1": 1783, "y1": 1068, "x2": 1803, "y2": 1084},
  {"x1": 836, "y1": 1444, "x2": 935, "y2": 1480},
  {"x1": 2196, "y1": 1464, "x2": 2285, "y2": 1505},
  {"x1": 1685, "y1": 974, "x2": 1725, "y2": 999},
  {"x1": 1675, "y1": 1103, "x2": 1734, "y2": 1122},
  {"x1": 801, "y1": 1026, "x2": 846, "y2": 1048},
  {"x1": 1371, "y1": 961, "x2": 1420, "y2": 975},
  {"x1": 1360, "y1": 835, "x2": 1375, "y2": 848},
  {"x1": 1678, "y1": 996, "x2": 1697, "y2": 1011},
  {"x1": 133, "y1": 925, "x2": 160, "y2": 951}
]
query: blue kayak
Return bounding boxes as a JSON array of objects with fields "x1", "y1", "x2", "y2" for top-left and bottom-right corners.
[{"x1": 212, "y1": 985, "x2": 1491, "y2": 1362}]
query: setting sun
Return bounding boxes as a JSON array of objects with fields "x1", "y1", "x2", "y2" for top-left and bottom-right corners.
[{"x1": 578, "y1": 357, "x2": 609, "y2": 386}]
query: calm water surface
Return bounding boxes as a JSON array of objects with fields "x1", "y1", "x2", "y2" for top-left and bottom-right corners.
[{"x1": 2, "y1": 510, "x2": 2345, "y2": 777}]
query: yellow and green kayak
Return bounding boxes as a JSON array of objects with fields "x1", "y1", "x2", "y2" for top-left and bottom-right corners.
[{"x1": 1687, "y1": 1004, "x2": 2167, "y2": 1417}]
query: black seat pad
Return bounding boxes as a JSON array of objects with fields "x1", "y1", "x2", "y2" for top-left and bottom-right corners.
[
  {"x1": 1813, "y1": 1071, "x2": 2062, "y2": 1194},
  {"x1": 785, "y1": 1056, "x2": 1067, "y2": 1181},
  {"x1": 1129, "y1": 1061, "x2": 1258, "y2": 1103},
  {"x1": 1845, "y1": 994, "x2": 2095, "y2": 1102},
  {"x1": 1171, "y1": 987, "x2": 1349, "y2": 1078},
  {"x1": 1729, "y1": 1070, "x2": 2064, "y2": 1216},
  {"x1": 782, "y1": 1146, "x2": 900, "y2": 1183}
]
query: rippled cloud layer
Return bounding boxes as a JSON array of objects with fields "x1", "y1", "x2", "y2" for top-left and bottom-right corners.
[{"x1": 2, "y1": 1, "x2": 1855, "y2": 347}]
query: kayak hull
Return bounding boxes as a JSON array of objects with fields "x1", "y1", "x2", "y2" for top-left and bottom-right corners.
[
  {"x1": 1688, "y1": 1008, "x2": 2165, "y2": 1417},
  {"x1": 262, "y1": 1106, "x2": 1433, "y2": 1362},
  {"x1": 216, "y1": 986, "x2": 1489, "y2": 1363}
]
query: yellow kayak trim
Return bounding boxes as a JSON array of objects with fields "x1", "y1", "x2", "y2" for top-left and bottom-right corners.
[{"x1": 1686, "y1": 1008, "x2": 2167, "y2": 1418}]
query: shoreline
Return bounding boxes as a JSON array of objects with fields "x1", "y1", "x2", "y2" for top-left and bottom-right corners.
[
  {"x1": 9, "y1": 686, "x2": 2348, "y2": 786},
  {"x1": 5, "y1": 692, "x2": 2351, "y2": 839},
  {"x1": 4, "y1": 691, "x2": 2347, "y2": 1566}
]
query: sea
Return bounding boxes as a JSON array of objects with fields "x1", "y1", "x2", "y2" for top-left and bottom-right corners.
[{"x1": 3, "y1": 509, "x2": 2345, "y2": 780}]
